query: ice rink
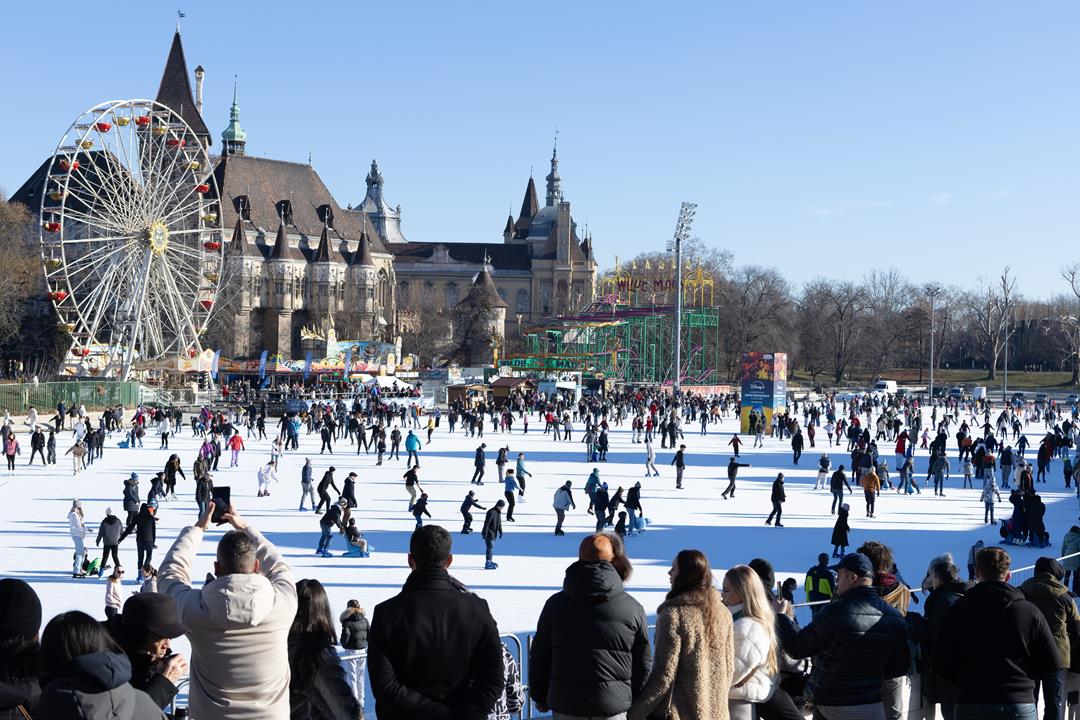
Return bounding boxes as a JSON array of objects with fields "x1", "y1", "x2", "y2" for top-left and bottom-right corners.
[{"x1": 3, "y1": 407, "x2": 1077, "y2": 640}]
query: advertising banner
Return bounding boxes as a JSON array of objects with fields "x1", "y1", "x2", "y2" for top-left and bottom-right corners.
[{"x1": 739, "y1": 352, "x2": 788, "y2": 434}]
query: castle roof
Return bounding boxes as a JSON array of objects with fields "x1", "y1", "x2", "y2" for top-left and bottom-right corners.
[
  {"x1": 155, "y1": 31, "x2": 210, "y2": 145},
  {"x1": 458, "y1": 266, "x2": 508, "y2": 309},
  {"x1": 211, "y1": 154, "x2": 389, "y2": 257},
  {"x1": 227, "y1": 214, "x2": 256, "y2": 257},
  {"x1": 311, "y1": 223, "x2": 332, "y2": 263},
  {"x1": 390, "y1": 242, "x2": 532, "y2": 272}
]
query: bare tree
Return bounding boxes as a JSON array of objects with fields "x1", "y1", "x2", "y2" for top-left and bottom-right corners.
[
  {"x1": 966, "y1": 268, "x2": 1018, "y2": 380},
  {"x1": 824, "y1": 281, "x2": 867, "y2": 383},
  {"x1": 860, "y1": 269, "x2": 911, "y2": 380},
  {"x1": 717, "y1": 266, "x2": 795, "y2": 379},
  {"x1": 1057, "y1": 265, "x2": 1080, "y2": 384}
]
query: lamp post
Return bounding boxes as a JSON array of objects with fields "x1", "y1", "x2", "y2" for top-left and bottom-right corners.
[
  {"x1": 925, "y1": 284, "x2": 942, "y2": 403},
  {"x1": 667, "y1": 202, "x2": 697, "y2": 396}
]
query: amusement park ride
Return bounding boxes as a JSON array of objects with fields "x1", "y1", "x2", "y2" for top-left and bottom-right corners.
[
  {"x1": 38, "y1": 99, "x2": 223, "y2": 379},
  {"x1": 499, "y1": 202, "x2": 724, "y2": 388}
]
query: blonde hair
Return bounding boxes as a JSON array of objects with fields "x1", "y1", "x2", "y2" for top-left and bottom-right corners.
[{"x1": 724, "y1": 565, "x2": 779, "y2": 674}]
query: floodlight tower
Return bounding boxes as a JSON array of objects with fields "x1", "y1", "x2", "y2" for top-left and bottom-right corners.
[{"x1": 667, "y1": 201, "x2": 697, "y2": 395}]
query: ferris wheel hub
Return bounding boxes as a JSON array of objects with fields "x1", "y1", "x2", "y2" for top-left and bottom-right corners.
[{"x1": 145, "y1": 220, "x2": 170, "y2": 255}]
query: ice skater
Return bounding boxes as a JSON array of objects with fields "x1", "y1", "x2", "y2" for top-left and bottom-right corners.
[
  {"x1": 461, "y1": 490, "x2": 484, "y2": 534},
  {"x1": 721, "y1": 457, "x2": 750, "y2": 499},
  {"x1": 482, "y1": 500, "x2": 504, "y2": 569},
  {"x1": 765, "y1": 473, "x2": 786, "y2": 527}
]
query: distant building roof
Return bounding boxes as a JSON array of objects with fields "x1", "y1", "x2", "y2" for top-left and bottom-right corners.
[
  {"x1": 390, "y1": 242, "x2": 532, "y2": 272},
  {"x1": 458, "y1": 267, "x2": 508, "y2": 309}
]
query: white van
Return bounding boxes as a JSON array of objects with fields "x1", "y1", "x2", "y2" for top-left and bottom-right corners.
[
  {"x1": 972, "y1": 386, "x2": 987, "y2": 401},
  {"x1": 873, "y1": 380, "x2": 898, "y2": 395}
]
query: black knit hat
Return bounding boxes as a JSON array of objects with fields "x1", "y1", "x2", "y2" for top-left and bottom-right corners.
[
  {"x1": 0, "y1": 579, "x2": 41, "y2": 642},
  {"x1": 1035, "y1": 556, "x2": 1065, "y2": 580}
]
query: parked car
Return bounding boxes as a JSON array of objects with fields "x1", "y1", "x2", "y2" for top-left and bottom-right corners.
[
  {"x1": 1035, "y1": 393, "x2": 1049, "y2": 407},
  {"x1": 1067, "y1": 394, "x2": 1079, "y2": 405},
  {"x1": 948, "y1": 387, "x2": 964, "y2": 400}
]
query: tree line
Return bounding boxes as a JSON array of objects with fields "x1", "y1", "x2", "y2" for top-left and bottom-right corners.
[{"x1": 602, "y1": 241, "x2": 1080, "y2": 386}]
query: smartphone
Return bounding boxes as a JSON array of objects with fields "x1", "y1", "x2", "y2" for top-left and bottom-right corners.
[{"x1": 211, "y1": 486, "x2": 231, "y2": 524}]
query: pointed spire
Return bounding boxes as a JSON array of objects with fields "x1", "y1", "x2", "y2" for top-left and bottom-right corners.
[
  {"x1": 502, "y1": 214, "x2": 514, "y2": 240},
  {"x1": 459, "y1": 265, "x2": 508, "y2": 309},
  {"x1": 228, "y1": 214, "x2": 250, "y2": 256},
  {"x1": 353, "y1": 231, "x2": 375, "y2": 267},
  {"x1": 221, "y1": 76, "x2": 247, "y2": 156},
  {"x1": 156, "y1": 30, "x2": 210, "y2": 146},
  {"x1": 545, "y1": 133, "x2": 562, "y2": 207},
  {"x1": 312, "y1": 222, "x2": 331, "y2": 263},
  {"x1": 269, "y1": 214, "x2": 297, "y2": 260},
  {"x1": 516, "y1": 177, "x2": 539, "y2": 224}
]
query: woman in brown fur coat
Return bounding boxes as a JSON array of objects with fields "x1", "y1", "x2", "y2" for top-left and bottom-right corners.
[{"x1": 628, "y1": 549, "x2": 735, "y2": 720}]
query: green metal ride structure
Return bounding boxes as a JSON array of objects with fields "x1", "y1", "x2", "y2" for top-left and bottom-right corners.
[{"x1": 505, "y1": 303, "x2": 722, "y2": 386}]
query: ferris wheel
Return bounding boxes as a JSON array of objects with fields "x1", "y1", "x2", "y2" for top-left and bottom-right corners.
[{"x1": 39, "y1": 99, "x2": 223, "y2": 378}]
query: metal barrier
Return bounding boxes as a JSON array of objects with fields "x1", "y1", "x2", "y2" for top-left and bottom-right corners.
[
  {"x1": 1010, "y1": 550, "x2": 1080, "y2": 587},
  {"x1": 0, "y1": 380, "x2": 143, "y2": 413}
]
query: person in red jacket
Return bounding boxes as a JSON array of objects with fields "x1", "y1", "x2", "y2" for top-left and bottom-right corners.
[{"x1": 227, "y1": 432, "x2": 245, "y2": 467}]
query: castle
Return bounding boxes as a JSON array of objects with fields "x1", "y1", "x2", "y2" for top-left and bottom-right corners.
[{"x1": 158, "y1": 30, "x2": 598, "y2": 361}]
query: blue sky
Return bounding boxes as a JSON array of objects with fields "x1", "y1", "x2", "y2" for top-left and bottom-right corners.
[{"x1": 2, "y1": 2, "x2": 1077, "y2": 296}]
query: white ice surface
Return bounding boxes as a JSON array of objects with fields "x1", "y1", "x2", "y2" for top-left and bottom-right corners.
[{"x1": 3, "y1": 409, "x2": 1076, "y2": 644}]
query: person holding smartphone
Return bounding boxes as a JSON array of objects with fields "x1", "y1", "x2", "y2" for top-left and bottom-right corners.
[{"x1": 158, "y1": 500, "x2": 297, "y2": 719}]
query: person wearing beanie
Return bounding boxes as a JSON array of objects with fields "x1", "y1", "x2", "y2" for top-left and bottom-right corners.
[
  {"x1": 0, "y1": 578, "x2": 43, "y2": 718},
  {"x1": 69, "y1": 499, "x2": 89, "y2": 578},
  {"x1": 1020, "y1": 557, "x2": 1078, "y2": 720},
  {"x1": 530, "y1": 533, "x2": 651, "y2": 718}
]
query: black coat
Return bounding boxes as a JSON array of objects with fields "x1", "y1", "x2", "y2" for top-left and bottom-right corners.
[
  {"x1": 530, "y1": 561, "x2": 652, "y2": 717},
  {"x1": 368, "y1": 567, "x2": 503, "y2": 720},
  {"x1": 776, "y1": 584, "x2": 909, "y2": 706},
  {"x1": 120, "y1": 508, "x2": 156, "y2": 546},
  {"x1": 934, "y1": 580, "x2": 1063, "y2": 705},
  {"x1": 288, "y1": 635, "x2": 360, "y2": 720},
  {"x1": 771, "y1": 478, "x2": 786, "y2": 503},
  {"x1": 481, "y1": 508, "x2": 502, "y2": 540},
  {"x1": 339, "y1": 609, "x2": 369, "y2": 651},
  {"x1": 0, "y1": 677, "x2": 39, "y2": 720},
  {"x1": 122, "y1": 480, "x2": 140, "y2": 513},
  {"x1": 916, "y1": 580, "x2": 970, "y2": 703},
  {"x1": 831, "y1": 507, "x2": 850, "y2": 547}
]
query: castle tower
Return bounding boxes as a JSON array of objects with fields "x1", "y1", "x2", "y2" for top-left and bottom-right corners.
[
  {"x1": 221, "y1": 80, "x2": 247, "y2": 156},
  {"x1": 264, "y1": 214, "x2": 304, "y2": 356},
  {"x1": 454, "y1": 259, "x2": 508, "y2": 366}
]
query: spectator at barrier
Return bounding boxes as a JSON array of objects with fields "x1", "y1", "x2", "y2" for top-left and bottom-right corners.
[
  {"x1": 1019, "y1": 557, "x2": 1078, "y2": 720},
  {"x1": 103, "y1": 593, "x2": 188, "y2": 711},
  {"x1": 159, "y1": 502, "x2": 297, "y2": 719},
  {"x1": 805, "y1": 553, "x2": 836, "y2": 614},
  {"x1": 488, "y1": 643, "x2": 524, "y2": 720},
  {"x1": 934, "y1": 546, "x2": 1062, "y2": 720},
  {"x1": 0, "y1": 579, "x2": 42, "y2": 718},
  {"x1": 915, "y1": 553, "x2": 969, "y2": 720},
  {"x1": 36, "y1": 610, "x2": 164, "y2": 719},
  {"x1": 288, "y1": 578, "x2": 359, "y2": 719},
  {"x1": 339, "y1": 599, "x2": 369, "y2": 708},
  {"x1": 723, "y1": 564, "x2": 779, "y2": 720},
  {"x1": 368, "y1": 525, "x2": 503, "y2": 719},
  {"x1": 774, "y1": 552, "x2": 910, "y2": 719},
  {"x1": 531, "y1": 532, "x2": 652, "y2": 720},
  {"x1": 627, "y1": 549, "x2": 734, "y2": 720}
]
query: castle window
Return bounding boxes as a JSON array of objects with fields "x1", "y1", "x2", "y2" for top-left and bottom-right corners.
[
  {"x1": 317, "y1": 204, "x2": 334, "y2": 228},
  {"x1": 541, "y1": 281, "x2": 552, "y2": 314},
  {"x1": 398, "y1": 281, "x2": 410, "y2": 305},
  {"x1": 516, "y1": 289, "x2": 529, "y2": 314},
  {"x1": 276, "y1": 200, "x2": 293, "y2": 225},
  {"x1": 444, "y1": 282, "x2": 459, "y2": 307},
  {"x1": 235, "y1": 195, "x2": 251, "y2": 221}
]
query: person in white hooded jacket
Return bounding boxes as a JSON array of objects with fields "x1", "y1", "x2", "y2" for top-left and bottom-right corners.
[
  {"x1": 159, "y1": 501, "x2": 297, "y2": 719},
  {"x1": 68, "y1": 498, "x2": 88, "y2": 577},
  {"x1": 722, "y1": 565, "x2": 780, "y2": 720}
]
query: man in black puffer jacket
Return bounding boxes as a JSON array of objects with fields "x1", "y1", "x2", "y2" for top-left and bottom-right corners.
[
  {"x1": 776, "y1": 552, "x2": 909, "y2": 713},
  {"x1": 529, "y1": 533, "x2": 652, "y2": 719},
  {"x1": 914, "y1": 553, "x2": 970, "y2": 720},
  {"x1": 934, "y1": 546, "x2": 1062, "y2": 720},
  {"x1": 368, "y1": 525, "x2": 502, "y2": 719}
]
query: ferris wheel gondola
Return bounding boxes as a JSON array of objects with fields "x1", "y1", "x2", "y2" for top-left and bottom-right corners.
[{"x1": 39, "y1": 99, "x2": 223, "y2": 378}]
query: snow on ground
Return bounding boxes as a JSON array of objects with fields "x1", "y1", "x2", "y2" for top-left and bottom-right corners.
[{"x1": 3, "y1": 408, "x2": 1077, "y2": 644}]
